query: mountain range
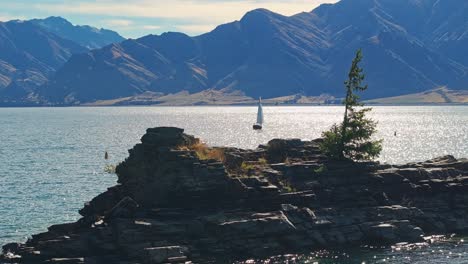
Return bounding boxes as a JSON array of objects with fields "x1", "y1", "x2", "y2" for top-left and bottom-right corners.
[
  {"x1": 2, "y1": 0, "x2": 468, "y2": 105},
  {"x1": 30, "y1": 17, "x2": 124, "y2": 50},
  {"x1": 0, "y1": 17, "x2": 124, "y2": 105}
]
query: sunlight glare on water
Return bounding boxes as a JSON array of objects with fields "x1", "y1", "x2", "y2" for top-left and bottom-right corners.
[{"x1": 0, "y1": 106, "x2": 467, "y2": 261}]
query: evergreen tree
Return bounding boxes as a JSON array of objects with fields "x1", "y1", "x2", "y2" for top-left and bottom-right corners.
[{"x1": 320, "y1": 49, "x2": 382, "y2": 161}]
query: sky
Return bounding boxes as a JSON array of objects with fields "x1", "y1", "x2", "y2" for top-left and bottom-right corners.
[{"x1": 0, "y1": 0, "x2": 337, "y2": 38}]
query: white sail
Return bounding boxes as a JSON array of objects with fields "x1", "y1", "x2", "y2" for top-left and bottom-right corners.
[{"x1": 256, "y1": 98, "x2": 264, "y2": 125}]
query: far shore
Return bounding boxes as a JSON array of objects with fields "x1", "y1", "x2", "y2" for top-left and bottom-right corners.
[
  {"x1": 1, "y1": 102, "x2": 468, "y2": 108},
  {"x1": 1, "y1": 87, "x2": 467, "y2": 107}
]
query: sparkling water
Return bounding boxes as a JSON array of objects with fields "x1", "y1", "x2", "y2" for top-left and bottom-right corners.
[{"x1": 0, "y1": 106, "x2": 467, "y2": 262}]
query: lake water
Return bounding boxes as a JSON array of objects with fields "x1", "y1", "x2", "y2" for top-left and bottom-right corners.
[
  {"x1": 0, "y1": 106, "x2": 467, "y2": 262},
  {"x1": 234, "y1": 236, "x2": 468, "y2": 263}
]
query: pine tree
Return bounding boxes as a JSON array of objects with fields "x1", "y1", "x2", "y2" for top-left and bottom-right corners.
[{"x1": 320, "y1": 49, "x2": 382, "y2": 161}]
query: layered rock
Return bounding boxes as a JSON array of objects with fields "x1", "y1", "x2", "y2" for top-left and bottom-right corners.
[{"x1": 2, "y1": 127, "x2": 468, "y2": 264}]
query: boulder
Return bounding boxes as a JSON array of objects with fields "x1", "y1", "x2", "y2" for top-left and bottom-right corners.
[{"x1": 141, "y1": 127, "x2": 197, "y2": 147}]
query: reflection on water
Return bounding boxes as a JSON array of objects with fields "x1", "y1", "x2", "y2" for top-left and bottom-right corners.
[
  {"x1": 234, "y1": 237, "x2": 468, "y2": 263},
  {"x1": 0, "y1": 106, "x2": 467, "y2": 261}
]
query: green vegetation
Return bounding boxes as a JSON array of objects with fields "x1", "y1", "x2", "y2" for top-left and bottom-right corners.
[
  {"x1": 320, "y1": 49, "x2": 382, "y2": 161},
  {"x1": 280, "y1": 181, "x2": 297, "y2": 193},
  {"x1": 314, "y1": 164, "x2": 328, "y2": 174},
  {"x1": 240, "y1": 162, "x2": 255, "y2": 171},
  {"x1": 235, "y1": 158, "x2": 269, "y2": 175}
]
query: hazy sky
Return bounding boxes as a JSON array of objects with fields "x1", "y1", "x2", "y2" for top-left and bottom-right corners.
[{"x1": 0, "y1": 0, "x2": 337, "y2": 38}]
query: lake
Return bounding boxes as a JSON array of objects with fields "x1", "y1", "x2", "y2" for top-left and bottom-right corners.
[{"x1": 0, "y1": 106, "x2": 467, "y2": 262}]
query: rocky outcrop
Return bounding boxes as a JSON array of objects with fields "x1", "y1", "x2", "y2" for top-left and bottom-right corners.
[{"x1": 2, "y1": 127, "x2": 468, "y2": 263}]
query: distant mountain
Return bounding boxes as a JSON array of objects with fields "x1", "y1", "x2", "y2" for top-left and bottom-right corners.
[
  {"x1": 0, "y1": 17, "x2": 124, "y2": 105},
  {"x1": 28, "y1": 0, "x2": 468, "y2": 104},
  {"x1": 367, "y1": 87, "x2": 468, "y2": 104},
  {"x1": 30, "y1": 17, "x2": 124, "y2": 49},
  {"x1": 0, "y1": 20, "x2": 87, "y2": 103}
]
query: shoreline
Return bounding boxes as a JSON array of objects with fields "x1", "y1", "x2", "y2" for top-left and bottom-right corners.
[
  {"x1": 0, "y1": 103, "x2": 468, "y2": 108},
  {"x1": 2, "y1": 127, "x2": 468, "y2": 263}
]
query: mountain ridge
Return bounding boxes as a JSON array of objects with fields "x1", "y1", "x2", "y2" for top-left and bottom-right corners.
[
  {"x1": 0, "y1": 20, "x2": 87, "y2": 101},
  {"x1": 0, "y1": 17, "x2": 125, "y2": 105},
  {"x1": 30, "y1": 16, "x2": 125, "y2": 49},
  {"x1": 40, "y1": 0, "x2": 468, "y2": 105},
  {"x1": 3, "y1": 0, "x2": 468, "y2": 105}
]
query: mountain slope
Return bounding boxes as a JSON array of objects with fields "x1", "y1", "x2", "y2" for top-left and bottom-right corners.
[
  {"x1": 41, "y1": 32, "x2": 206, "y2": 103},
  {"x1": 0, "y1": 20, "x2": 87, "y2": 102},
  {"x1": 40, "y1": 9, "x2": 332, "y2": 103},
  {"x1": 30, "y1": 16, "x2": 125, "y2": 49},
  {"x1": 0, "y1": 18, "x2": 125, "y2": 105},
  {"x1": 367, "y1": 87, "x2": 468, "y2": 104},
  {"x1": 198, "y1": 9, "x2": 330, "y2": 98},
  {"x1": 306, "y1": 0, "x2": 468, "y2": 96},
  {"x1": 42, "y1": 0, "x2": 468, "y2": 104}
]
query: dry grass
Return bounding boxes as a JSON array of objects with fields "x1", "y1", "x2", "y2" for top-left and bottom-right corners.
[
  {"x1": 258, "y1": 158, "x2": 268, "y2": 165},
  {"x1": 179, "y1": 142, "x2": 225, "y2": 162},
  {"x1": 366, "y1": 87, "x2": 468, "y2": 104}
]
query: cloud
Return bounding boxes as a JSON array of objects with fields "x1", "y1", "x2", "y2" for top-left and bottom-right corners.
[
  {"x1": 0, "y1": 14, "x2": 26, "y2": 22},
  {"x1": 103, "y1": 19, "x2": 133, "y2": 27},
  {"x1": 32, "y1": 0, "x2": 337, "y2": 24},
  {"x1": 1, "y1": 0, "x2": 337, "y2": 36},
  {"x1": 99, "y1": 20, "x2": 162, "y2": 36},
  {"x1": 142, "y1": 25, "x2": 162, "y2": 30},
  {"x1": 175, "y1": 24, "x2": 217, "y2": 35}
]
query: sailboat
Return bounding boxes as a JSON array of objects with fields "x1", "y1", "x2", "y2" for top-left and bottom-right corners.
[{"x1": 253, "y1": 98, "x2": 264, "y2": 130}]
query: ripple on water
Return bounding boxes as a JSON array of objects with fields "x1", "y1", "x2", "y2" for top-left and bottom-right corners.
[
  {"x1": 0, "y1": 106, "x2": 467, "y2": 258},
  {"x1": 231, "y1": 237, "x2": 468, "y2": 263}
]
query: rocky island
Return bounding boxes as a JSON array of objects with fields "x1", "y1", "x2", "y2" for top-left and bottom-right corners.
[{"x1": 2, "y1": 127, "x2": 468, "y2": 264}]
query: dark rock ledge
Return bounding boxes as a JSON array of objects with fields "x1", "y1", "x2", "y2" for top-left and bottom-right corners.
[{"x1": 2, "y1": 127, "x2": 468, "y2": 264}]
